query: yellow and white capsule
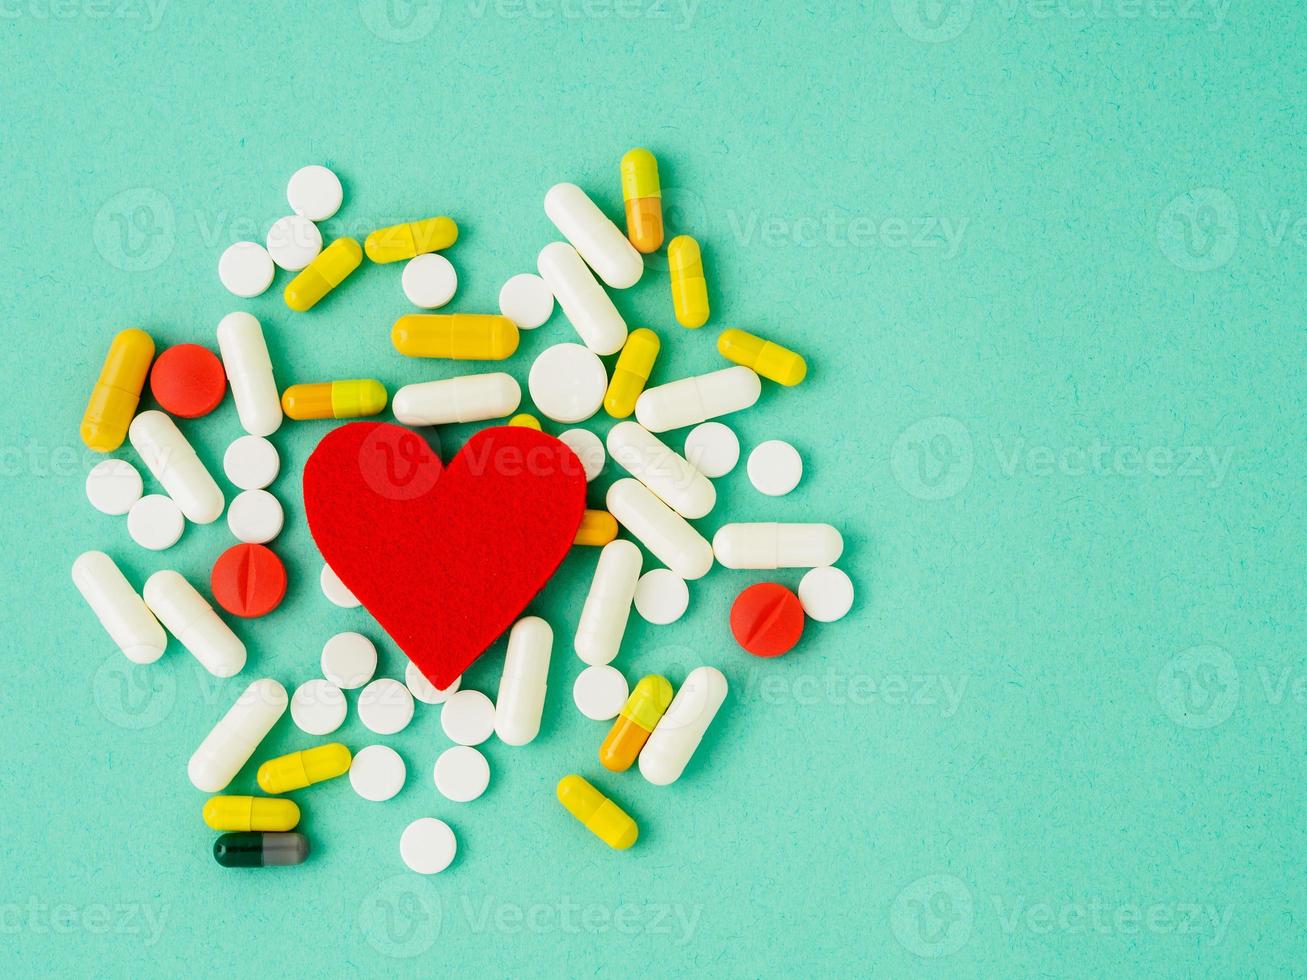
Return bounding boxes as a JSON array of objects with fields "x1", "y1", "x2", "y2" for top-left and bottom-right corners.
[
  {"x1": 717, "y1": 328, "x2": 806, "y2": 386},
  {"x1": 391, "y1": 314, "x2": 519, "y2": 360},
  {"x1": 257, "y1": 743, "x2": 352, "y2": 794},
  {"x1": 365, "y1": 217, "x2": 458, "y2": 264},
  {"x1": 603, "y1": 328, "x2": 660, "y2": 419},
  {"x1": 556, "y1": 774, "x2": 638, "y2": 850},
  {"x1": 284, "y1": 238, "x2": 363, "y2": 312},
  {"x1": 203, "y1": 795, "x2": 301, "y2": 832},
  {"x1": 281, "y1": 380, "x2": 388, "y2": 420},
  {"x1": 620, "y1": 148, "x2": 663, "y2": 253},
  {"x1": 668, "y1": 236, "x2": 709, "y2": 328}
]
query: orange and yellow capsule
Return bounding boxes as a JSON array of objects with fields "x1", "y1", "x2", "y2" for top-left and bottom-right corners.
[
  {"x1": 81, "y1": 328, "x2": 155, "y2": 452},
  {"x1": 668, "y1": 236, "x2": 709, "y2": 328},
  {"x1": 603, "y1": 327, "x2": 660, "y2": 419},
  {"x1": 284, "y1": 237, "x2": 363, "y2": 312},
  {"x1": 556, "y1": 774, "x2": 638, "y2": 850},
  {"x1": 281, "y1": 380, "x2": 387, "y2": 420},
  {"x1": 717, "y1": 328, "x2": 807, "y2": 386},
  {"x1": 365, "y1": 216, "x2": 458, "y2": 264},
  {"x1": 599, "y1": 675, "x2": 674, "y2": 772},
  {"x1": 391, "y1": 314, "x2": 519, "y2": 360},
  {"x1": 203, "y1": 795, "x2": 301, "y2": 832},
  {"x1": 620, "y1": 148, "x2": 663, "y2": 254},
  {"x1": 574, "y1": 510, "x2": 618, "y2": 547},
  {"x1": 257, "y1": 743, "x2": 352, "y2": 794}
]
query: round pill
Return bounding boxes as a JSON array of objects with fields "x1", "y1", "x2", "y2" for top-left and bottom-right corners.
[
  {"x1": 321, "y1": 563, "x2": 361, "y2": 608},
  {"x1": 218, "y1": 241, "x2": 275, "y2": 298},
  {"x1": 149, "y1": 344, "x2": 227, "y2": 419},
  {"x1": 211, "y1": 543, "x2": 288, "y2": 618},
  {"x1": 558, "y1": 428, "x2": 605, "y2": 481},
  {"x1": 684, "y1": 422, "x2": 740, "y2": 478},
  {"x1": 223, "y1": 435, "x2": 280, "y2": 490},
  {"x1": 572, "y1": 665, "x2": 629, "y2": 721},
  {"x1": 748, "y1": 440, "x2": 803, "y2": 496},
  {"x1": 286, "y1": 164, "x2": 343, "y2": 221},
  {"x1": 499, "y1": 273, "x2": 554, "y2": 329},
  {"x1": 127, "y1": 494, "x2": 184, "y2": 551},
  {"x1": 400, "y1": 817, "x2": 457, "y2": 875},
  {"x1": 730, "y1": 583, "x2": 805, "y2": 657},
  {"x1": 528, "y1": 343, "x2": 607, "y2": 424},
  {"x1": 358, "y1": 678, "x2": 415, "y2": 735},
  {"x1": 350, "y1": 744, "x2": 406, "y2": 802},
  {"x1": 322, "y1": 632, "x2": 378, "y2": 689},
  {"x1": 402, "y1": 253, "x2": 458, "y2": 309},
  {"x1": 440, "y1": 690, "x2": 495, "y2": 746},
  {"x1": 406, "y1": 662, "x2": 461, "y2": 705},
  {"x1": 227, "y1": 489, "x2": 284, "y2": 544},
  {"x1": 432, "y1": 746, "x2": 490, "y2": 803},
  {"x1": 86, "y1": 459, "x2": 143, "y2": 515},
  {"x1": 266, "y1": 214, "x2": 322, "y2": 271},
  {"x1": 798, "y1": 566, "x2": 855, "y2": 623},
  {"x1": 291, "y1": 679, "x2": 347, "y2": 736},
  {"x1": 634, "y1": 569, "x2": 690, "y2": 625}
]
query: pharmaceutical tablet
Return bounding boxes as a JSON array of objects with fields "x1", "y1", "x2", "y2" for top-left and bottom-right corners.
[
  {"x1": 322, "y1": 632, "x2": 378, "y2": 689},
  {"x1": 86, "y1": 459, "x2": 143, "y2": 515},
  {"x1": 684, "y1": 422, "x2": 740, "y2": 478},
  {"x1": 128, "y1": 410, "x2": 225, "y2": 524},
  {"x1": 634, "y1": 569, "x2": 689, "y2": 625},
  {"x1": 223, "y1": 436, "x2": 279, "y2": 490},
  {"x1": 544, "y1": 183, "x2": 643, "y2": 289},
  {"x1": 145, "y1": 569, "x2": 247, "y2": 676},
  {"x1": 798, "y1": 566, "x2": 855, "y2": 623},
  {"x1": 320, "y1": 563, "x2": 361, "y2": 607},
  {"x1": 284, "y1": 237, "x2": 362, "y2": 312},
  {"x1": 747, "y1": 440, "x2": 803, "y2": 497},
  {"x1": 558, "y1": 428, "x2": 605, "y2": 481},
  {"x1": 349, "y1": 744, "x2": 406, "y2": 802},
  {"x1": 82, "y1": 328, "x2": 153, "y2": 454},
  {"x1": 358, "y1": 678, "x2": 415, "y2": 735},
  {"x1": 149, "y1": 344, "x2": 227, "y2": 419},
  {"x1": 402, "y1": 253, "x2": 458, "y2": 309},
  {"x1": 620, "y1": 148, "x2": 664, "y2": 253},
  {"x1": 188, "y1": 678, "x2": 287, "y2": 793},
  {"x1": 283, "y1": 379, "x2": 387, "y2": 420},
  {"x1": 127, "y1": 494, "x2": 184, "y2": 551},
  {"x1": 72, "y1": 551, "x2": 166, "y2": 665},
  {"x1": 291, "y1": 679, "x2": 347, "y2": 736},
  {"x1": 556, "y1": 775, "x2": 638, "y2": 850},
  {"x1": 606, "y1": 479, "x2": 713, "y2": 581},
  {"x1": 498, "y1": 273, "x2": 554, "y2": 329},
  {"x1": 574, "y1": 540, "x2": 641, "y2": 666},
  {"x1": 573, "y1": 665, "x2": 629, "y2": 721},
  {"x1": 607, "y1": 421, "x2": 715, "y2": 519},
  {"x1": 528, "y1": 343, "x2": 607, "y2": 424},
  {"x1": 218, "y1": 242, "x2": 275, "y2": 299},
  {"x1": 495, "y1": 616, "x2": 553, "y2": 747},
  {"x1": 400, "y1": 818, "x2": 457, "y2": 875},
  {"x1": 266, "y1": 214, "x2": 322, "y2": 271},
  {"x1": 433, "y1": 746, "x2": 490, "y2": 803},
  {"x1": 216, "y1": 313, "x2": 282, "y2": 437},
  {"x1": 406, "y1": 661, "x2": 461, "y2": 705},
  {"x1": 440, "y1": 690, "x2": 495, "y2": 746},
  {"x1": 392, "y1": 374, "x2": 520, "y2": 426},
  {"x1": 635, "y1": 366, "x2": 761, "y2": 433},
  {"x1": 286, "y1": 165, "x2": 343, "y2": 221},
  {"x1": 599, "y1": 675, "x2": 673, "y2": 773},
  {"x1": 210, "y1": 543, "x2": 287, "y2": 618},
  {"x1": 712, "y1": 523, "x2": 844, "y2": 569},
  {"x1": 639, "y1": 666, "x2": 728, "y2": 786},
  {"x1": 227, "y1": 489, "x2": 284, "y2": 544},
  {"x1": 537, "y1": 242, "x2": 627, "y2": 355}
]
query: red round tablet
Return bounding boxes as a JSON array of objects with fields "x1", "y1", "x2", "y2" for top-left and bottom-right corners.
[
  {"x1": 150, "y1": 343, "x2": 226, "y2": 418},
  {"x1": 730, "y1": 583, "x2": 805, "y2": 658},
  {"x1": 211, "y1": 543, "x2": 287, "y2": 618}
]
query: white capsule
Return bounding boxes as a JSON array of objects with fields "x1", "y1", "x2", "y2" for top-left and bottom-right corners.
[
  {"x1": 639, "y1": 666, "x2": 728, "y2": 786},
  {"x1": 537, "y1": 242, "x2": 628, "y2": 355},
  {"x1": 494, "y1": 616, "x2": 553, "y2": 746},
  {"x1": 216, "y1": 312, "x2": 282, "y2": 437},
  {"x1": 544, "y1": 183, "x2": 643, "y2": 289},
  {"x1": 188, "y1": 678, "x2": 287, "y2": 793},
  {"x1": 392, "y1": 373, "x2": 521, "y2": 426},
  {"x1": 606, "y1": 422, "x2": 716, "y2": 520},
  {"x1": 574, "y1": 540, "x2": 641, "y2": 667},
  {"x1": 634, "y1": 366, "x2": 762, "y2": 433},
  {"x1": 72, "y1": 551, "x2": 166, "y2": 665},
  {"x1": 143, "y1": 570, "x2": 246, "y2": 678},
  {"x1": 127, "y1": 411, "x2": 224, "y2": 525},
  {"x1": 606, "y1": 479, "x2": 713, "y2": 581},
  {"x1": 712, "y1": 522, "x2": 844, "y2": 569}
]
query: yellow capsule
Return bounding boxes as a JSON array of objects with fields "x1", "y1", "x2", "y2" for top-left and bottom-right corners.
[
  {"x1": 556, "y1": 774, "x2": 638, "y2": 850},
  {"x1": 599, "y1": 675, "x2": 674, "y2": 772},
  {"x1": 202, "y1": 795, "x2": 300, "y2": 832},
  {"x1": 717, "y1": 328, "x2": 807, "y2": 386},
  {"x1": 391, "y1": 314, "x2": 519, "y2": 360},
  {"x1": 365, "y1": 216, "x2": 458, "y2": 264},
  {"x1": 620, "y1": 148, "x2": 663, "y2": 254},
  {"x1": 573, "y1": 510, "x2": 618, "y2": 547},
  {"x1": 509, "y1": 413, "x2": 542, "y2": 430},
  {"x1": 257, "y1": 743, "x2": 352, "y2": 794},
  {"x1": 668, "y1": 236, "x2": 709, "y2": 329},
  {"x1": 281, "y1": 380, "x2": 388, "y2": 420},
  {"x1": 284, "y1": 237, "x2": 363, "y2": 312},
  {"x1": 81, "y1": 328, "x2": 155, "y2": 452},
  {"x1": 603, "y1": 328, "x2": 660, "y2": 419}
]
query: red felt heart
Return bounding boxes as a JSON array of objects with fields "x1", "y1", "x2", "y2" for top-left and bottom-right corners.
[{"x1": 303, "y1": 422, "x2": 586, "y2": 688}]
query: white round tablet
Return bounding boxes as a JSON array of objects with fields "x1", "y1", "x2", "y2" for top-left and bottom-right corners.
[
  {"x1": 287, "y1": 164, "x2": 343, "y2": 222},
  {"x1": 400, "y1": 818, "x2": 456, "y2": 875},
  {"x1": 799, "y1": 566, "x2": 855, "y2": 623},
  {"x1": 86, "y1": 459, "x2": 143, "y2": 515},
  {"x1": 748, "y1": 440, "x2": 803, "y2": 496},
  {"x1": 406, "y1": 662, "x2": 461, "y2": 705},
  {"x1": 499, "y1": 273, "x2": 554, "y2": 329},
  {"x1": 350, "y1": 744, "x2": 406, "y2": 802},
  {"x1": 358, "y1": 678, "x2": 415, "y2": 735},
  {"x1": 558, "y1": 428, "x2": 605, "y2": 481},
  {"x1": 322, "y1": 632, "x2": 377, "y2": 689},
  {"x1": 440, "y1": 690, "x2": 495, "y2": 746},
  {"x1": 572, "y1": 665, "x2": 629, "y2": 721},
  {"x1": 291, "y1": 679, "x2": 347, "y2": 736},
  {"x1": 528, "y1": 343, "x2": 607, "y2": 424},
  {"x1": 684, "y1": 422, "x2": 740, "y2": 478},
  {"x1": 402, "y1": 253, "x2": 458, "y2": 309},
  {"x1": 634, "y1": 569, "x2": 690, "y2": 625},
  {"x1": 218, "y1": 241, "x2": 276, "y2": 298},
  {"x1": 321, "y1": 563, "x2": 361, "y2": 608},
  {"x1": 127, "y1": 494, "x2": 184, "y2": 551},
  {"x1": 432, "y1": 746, "x2": 490, "y2": 803},
  {"x1": 223, "y1": 435, "x2": 279, "y2": 490},
  {"x1": 266, "y1": 214, "x2": 322, "y2": 271},
  {"x1": 227, "y1": 489, "x2": 283, "y2": 544}
]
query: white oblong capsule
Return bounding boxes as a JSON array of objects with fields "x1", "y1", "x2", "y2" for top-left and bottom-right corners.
[
  {"x1": 606, "y1": 421, "x2": 716, "y2": 520},
  {"x1": 639, "y1": 666, "x2": 728, "y2": 786},
  {"x1": 128, "y1": 410, "x2": 224, "y2": 524},
  {"x1": 392, "y1": 373, "x2": 521, "y2": 426},
  {"x1": 72, "y1": 551, "x2": 166, "y2": 665},
  {"x1": 711, "y1": 523, "x2": 844, "y2": 569},
  {"x1": 494, "y1": 616, "x2": 553, "y2": 746},
  {"x1": 544, "y1": 183, "x2": 643, "y2": 290},
  {"x1": 216, "y1": 312, "x2": 282, "y2": 437},
  {"x1": 143, "y1": 570, "x2": 246, "y2": 678},
  {"x1": 537, "y1": 242, "x2": 628, "y2": 356},
  {"x1": 634, "y1": 366, "x2": 762, "y2": 433},
  {"x1": 574, "y1": 540, "x2": 642, "y2": 667},
  {"x1": 605, "y1": 479, "x2": 713, "y2": 581},
  {"x1": 188, "y1": 678, "x2": 287, "y2": 792}
]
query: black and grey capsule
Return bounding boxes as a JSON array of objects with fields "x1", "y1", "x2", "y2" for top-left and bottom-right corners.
[{"x1": 213, "y1": 832, "x2": 309, "y2": 868}]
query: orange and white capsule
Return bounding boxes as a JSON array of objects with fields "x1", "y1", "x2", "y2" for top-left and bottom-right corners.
[{"x1": 620, "y1": 148, "x2": 663, "y2": 254}]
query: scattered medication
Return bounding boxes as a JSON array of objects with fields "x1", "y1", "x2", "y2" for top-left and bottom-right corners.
[
  {"x1": 144, "y1": 569, "x2": 246, "y2": 677},
  {"x1": 358, "y1": 678, "x2": 415, "y2": 735},
  {"x1": 668, "y1": 236, "x2": 710, "y2": 328},
  {"x1": 223, "y1": 436, "x2": 279, "y2": 490},
  {"x1": 402, "y1": 253, "x2": 458, "y2": 309},
  {"x1": 717, "y1": 328, "x2": 807, "y2": 386},
  {"x1": 558, "y1": 428, "x2": 605, "y2": 481},
  {"x1": 798, "y1": 566, "x2": 855, "y2": 622},
  {"x1": 605, "y1": 479, "x2": 714, "y2": 581},
  {"x1": 127, "y1": 494, "x2": 184, "y2": 551},
  {"x1": 149, "y1": 343, "x2": 227, "y2": 418},
  {"x1": 712, "y1": 523, "x2": 844, "y2": 569},
  {"x1": 290, "y1": 679, "x2": 347, "y2": 736},
  {"x1": 406, "y1": 662, "x2": 461, "y2": 705},
  {"x1": 284, "y1": 237, "x2": 363, "y2": 312},
  {"x1": 349, "y1": 744, "x2": 406, "y2": 802},
  {"x1": 392, "y1": 373, "x2": 521, "y2": 426},
  {"x1": 258, "y1": 742, "x2": 352, "y2": 794},
  {"x1": 634, "y1": 569, "x2": 690, "y2": 625},
  {"x1": 128, "y1": 410, "x2": 224, "y2": 524},
  {"x1": 528, "y1": 342, "x2": 607, "y2": 423},
  {"x1": 218, "y1": 242, "x2": 275, "y2": 299},
  {"x1": 509, "y1": 413, "x2": 541, "y2": 430},
  {"x1": 282, "y1": 379, "x2": 388, "y2": 420},
  {"x1": 320, "y1": 563, "x2": 361, "y2": 608},
  {"x1": 390, "y1": 313, "x2": 519, "y2": 360},
  {"x1": 635, "y1": 366, "x2": 761, "y2": 433},
  {"x1": 81, "y1": 328, "x2": 154, "y2": 453},
  {"x1": 71, "y1": 551, "x2": 166, "y2": 665},
  {"x1": 639, "y1": 666, "x2": 728, "y2": 785},
  {"x1": 747, "y1": 440, "x2": 803, "y2": 496},
  {"x1": 227, "y1": 488, "x2": 284, "y2": 544},
  {"x1": 203, "y1": 796, "x2": 300, "y2": 833},
  {"x1": 574, "y1": 509, "x2": 618, "y2": 547},
  {"x1": 620, "y1": 148, "x2": 664, "y2": 254},
  {"x1": 607, "y1": 421, "x2": 716, "y2": 519},
  {"x1": 684, "y1": 422, "x2": 740, "y2": 478},
  {"x1": 433, "y1": 746, "x2": 490, "y2": 803},
  {"x1": 599, "y1": 675, "x2": 674, "y2": 772},
  {"x1": 572, "y1": 665, "x2": 629, "y2": 721},
  {"x1": 266, "y1": 214, "x2": 322, "y2": 271},
  {"x1": 603, "y1": 327, "x2": 660, "y2": 419},
  {"x1": 440, "y1": 690, "x2": 496, "y2": 746},
  {"x1": 730, "y1": 583, "x2": 804, "y2": 657},
  {"x1": 498, "y1": 272, "x2": 554, "y2": 329},
  {"x1": 214, "y1": 832, "x2": 308, "y2": 868},
  {"x1": 365, "y1": 216, "x2": 458, "y2": 264},
  {"x1": 85, "y1": 459, "x2": 143, "y2": 516},
  {"x1": 400, "y1": 817, "x2": 457, "y2": 874},
  {"x1": 322, "y1": 632, "x2": 377, "y2": 690},
  {"x1": 216, "y1": 312, "x2": 282, "y2": 437},
  {"x1": 574, "y1": 540, "x2": 641, "y2": 666},
  {"x1": 544, "y1": 183, "x2": 643, "y2": 289},
  {"x1": 495, "y1": 616, "x2": 553, "y2": 746},
  {"x1": 286, "y1": 164, "x2": 343, "y2": 221},
  {"x1": 188, "y1": 678, "x2": 288, "y2": 792},
  {"x1": 537, "y1": 242, "x2": 627, "y2": 355},
  {"x1": 556, "y1": 775, "x2": 637, "y2": 850},
  {"x1": 210, "y1": 543, "x2": 288, "y2": 618}
]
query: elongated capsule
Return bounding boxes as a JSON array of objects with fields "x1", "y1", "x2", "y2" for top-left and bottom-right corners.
[
  {"x1": 392, "y1": 373, "x2": 521, "y2": 426},
  {"x1": 537, "y1": 242, "x2": 628, "y2": 355},
  {"x1": 606, "y1": 479, "x2": 714, "y2": 581},
  {"x1": 620, "y1": 148, "x2": 663, "y2": 253},
  {"x1": 600, "y1": 675, "x2": 673, "y2": 772},
  {"x1": 712, "y1": 523, "x2": 844, "y2": 569},
  {"x1": 128, "y1": 410, "x2": 224, "y2": 524},
  {"x1": 606, "y1": 422, "x2": 716, "y2": 519},
  {"x1": 668, "y1": 236, "x2": 710, "y2": 329},
  {"x1": 556, "y1": 775, "x2": 638, "y2": 850},
  {"x1": 365, "y1": 216, "x2": 458, "y2": 264},
  {"x1": 574, "y1": 540, "x2": 641, "y2": 666},
  {"x1": 603, "y1": 328, "x2": 660, "y2": 419},
  {"x1": 574, "y1": 509, "x2": 617, "y2": 547},
  {"x1": 203, "y1": 796, "x2": 300, "y2": 832},
  {"x1": 72, "y1": 551, "x2": 166, "y2": 665},
  {"x1": 216, "y1": 312, "x2": 282, "y2": 437},
  {"x1": 391, "y1": 314, "x2": 519, "y2": 360},
  {"x1": 213, "y1": 832, "x2": 308, "y2": 868},
  {"x1": 144, "y1": 570, "x2": 245, "y2": 678},
  {"x1": 257, "y1": 743, "x2": 352, "y2": 794},
  {"x1": 639, "y1": 666, "x2": 728, "y2": 786},
  {"x1": 82, "y1": 328, "x2": 154, "y2": 452},
  {"x1": 544, "y1": 183, "x2": 643, "y2": 289},
  {"x1": 495, "y1": 617, "x2": 552, "y2": 746},
  {"x1": 282, "y1": 380, "x2": 388, "y2": 420},
  {"x1": 635, "y1": 366, "x2": 761, "y2": 433},
  {"x1": 284, "y1": 237, "x2": 362, "y2": 312},
  {"x1": 189, "y1": 678, "x2": 288, "y2": 793},
  {"x1": 717, "y1": 328, "x2": 807, "y2": 386}
]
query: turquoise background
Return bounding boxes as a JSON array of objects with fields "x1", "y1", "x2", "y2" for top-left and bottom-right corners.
[{"x1": 1, "y1": 1, "x2": 1302, "y2": 976}]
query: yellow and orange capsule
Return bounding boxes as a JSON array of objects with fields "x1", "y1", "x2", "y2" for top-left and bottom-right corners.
[
  {"x1": 603, "y1": 327, "x2": 660, "y2": 419},
  {"x1": 620, "y1": 148, "x2": 663, "y2": 254},
  {"x1": 599, "y1": 675, "x2": 674, "y2": 772},
  {"x1": 717, "y1": 328, "x2": 807, "y2": 386},
  {"x1": 202, "y1": 795, "x2": 300, "y2": 832},
  {"x1": 365, "y1": 216, "x2": 458, "y2": 264},
  {"x1": 668, "y1": 236, "x2": 709, "y2": 328},
  {"x1": 285, "y1": 237, "x2": 363, "y2": 312},
  {"x1": 281, "y1": 380, "x2": 388, "y2": 420},
  {"x1": 81, "y1": 328, "x2": 155, "y2": 452},
  {"x1": 391, "y1": 314, "x2": 519, "y2": 360},
  {"x1": 556, "y1": 774, "x2": 638, "y2": 850},
  {"x1": 257, "y1": 743, "x2": 352, "y2": 794},
  {"x1": 574, "y1": 510, "x2": 618, "y2": 547}
]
